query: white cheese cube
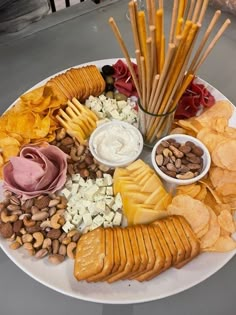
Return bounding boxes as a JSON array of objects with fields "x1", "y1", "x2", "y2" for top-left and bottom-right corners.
[
  {"x1": 83, "y1": 213, "x2": 93, "y2": 227},
  {"x1": 106, "y1": 186, "x2": 113, "y2": 196},
  {"x1": 67, "y1": 207, "x2": 78, "y2": 215},
  {"x1": 113, "y1": 212, "x2": 122, "y2": 226},
  {"x1": 103, "y1": 174, "x2": 113, "y2": 186},
  {"x1": 104, "y1": 211, "x2": 115, "y2": 223},
  {"x1": 94, "y1": 194, "x2": 105, "y2": 202},
  {"x1": 112, "y1": 203, "x2": 119, "y2": 211},
  {"x1": 110, "y1": 109, "x2": 121, "y2": 120},
  {"x1": 98, "y1": 187, "x2": 106, "y2": 195},
  {"x1": 84, "y1": 185, "x2": 99, "y2": 200},
  {"x1": 65, "y1": 179, "x2": 73, "y2": 190},
  {"x1": 88, "y1": 203, "x2": 99, "y2": 216},
  {"x1": 64, "y1": 211, "x2": 73, "y2": 221},
  {"x1": 72, "y1": 214, "x2": 82, "y2": 226},
  {"x1": 105, "y1": 196, "x2": 115, "y2": 208},
  {"x1": 71, "y1": 183, "x2": 80, "y2": 195},
  {"x1": 61, "y1": 188, "x2": 71, "y2": 200},
  {"x1": 103, "y1": 221, "x2": 113, "y2": 228},
  {"x1": 115, "y1": 193, "x2": 123, "y2": 208},
  {"x1": 99, "y1": 94, "x2": 106, "y2": 101},
  {"x1": 93, "y1": 215, "x2": 105, "y2": 227},
  {"x1": 71, "y1": 174, "x2": 81, "y2": 183},
  {"x1": 96, "y1": 200, "x2": 106, "y2": 212},
  {"x1": 62, "y1": 221, "x2": 75, "y2": 233},
  {"x1": 79, "y1": 177, "x2": 86, "y2": 186},
  {"x1": 78, "y1": 207, "x2": 88, "y2": 216},
  {"x1": 96, "y1": 178, "x2": 107, "y2": 187}
]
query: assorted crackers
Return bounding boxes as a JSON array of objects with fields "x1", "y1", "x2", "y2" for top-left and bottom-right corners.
[
  {"x1": 46, "y1": 65, "x2": 106, "y2": 102},
  {"x1": 74, "y1": 215, "x2": 200, "y2": 283}
]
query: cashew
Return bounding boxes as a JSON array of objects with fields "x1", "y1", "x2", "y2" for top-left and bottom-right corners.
[
  {"x1": 16, "y1": 236, "x2": 23, "y2": 245},
  {"x1": 67, "y1": 229, "x2": 79, "y2": 238},
  {"x1": 1, "y1": 210, "x2": 18, "y2": 223},
  {"x1": 40, "y1": 220, "x2": 51, "y2": 229},
  {"x1": 66, "y1": 242, "x2": 77, "y2": 259},
  {"x1": 20, "y1": 227, "x2": 27, "y2": 235},
  {"x1": 49, "y1": 207, "x2": 57, "y2": 217},
  {"x1": 7, "y1": 233, "x2": 16, "y2": 241},
  {"x1": 23, "y1": 217, "x2": 36, "y2": 227},
  {"x1": 50, "y1": 213, "x2": 61, "y2": 229},
  {"x1": 27, "y1": 249, "x2": 36, "y2": 256},
  {"x1": 33, "y1": 232, "x2": 44, "y2": 248},
  {"x1": 22, "y1": 234, "x2": 33, "y2": 243},
  {"x1": 70, "y1": 146, "x2": 81, "y2": 161}
]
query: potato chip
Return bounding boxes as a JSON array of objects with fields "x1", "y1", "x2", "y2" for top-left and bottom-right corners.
[
  {"x1": 212, "y1": 139, "x2": 236, "y2": 171},
  {"x1": 195, "y1": 185, "x2": 207, "y2": 201},
  {"x1": 204, "y1": 235, "x2": 236, "y2": 252},
  {"x1": 200, "y1": 180, "x2": 222, "y2": 204},
  {"x1": 196, "y1": 223, "x2": 209, "y2": 238},
  {"x1": 176, "y1": 184, "x2": 201, "y2": 198},
  {"x1": 167, "y1": 195, "x2": 210, "y2": 234},
  {"x1": 209, "y1": 167, "x2": 236, "y2": 189},
  {"x1": 200, "y1": 208, "x2": 220, "y2": 249},
  {"x1": 197, "y1": 128, "x2": 227, "y2": 153},
  {"x1": 218, "y1": 210, "x2": 235, "y2": 234},
  {"x1": 195, "y1": 100, "x2": 233, "y2": 127}
]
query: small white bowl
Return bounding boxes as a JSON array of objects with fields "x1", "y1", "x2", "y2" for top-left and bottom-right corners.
[
  {"x1": 89, "y1": 120, "x2": 143, "y2": 168},
  {"x1": 151, "y1": 134, "x2": 211, "y2": 186}
]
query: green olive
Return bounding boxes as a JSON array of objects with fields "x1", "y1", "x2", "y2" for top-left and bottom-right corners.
[
  {"x1": 106, "y1": 91, "x2": 114, "y2": 99},
  {"x1": 105, "y1": 76, "x2": 114, "y2": 84},
  {"x1": 114, "y1": 93, "x2": 127, "y2": 101}
]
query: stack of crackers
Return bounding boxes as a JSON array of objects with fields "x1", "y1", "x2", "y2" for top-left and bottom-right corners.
[
  {"x1": 74, "y1": 215, "x2": 200, "y2": 283},
  {"x1": 46, "y1": 65, "x2": 106, "y2": 103}
]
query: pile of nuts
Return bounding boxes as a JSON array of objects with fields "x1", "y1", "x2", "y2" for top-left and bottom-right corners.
[
  {"x1": 50, "y1": 128, "x2": 114, "y2": 178},
  {"x1": 155, "y1": 139, "x2": 204, "y2": 179},
  {"x1": 0, "y1": 191, "x2": 81, "y2": 264}
]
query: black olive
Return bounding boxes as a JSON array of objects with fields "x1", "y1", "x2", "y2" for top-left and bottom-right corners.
[
  {"x1": 106, "y1": 83, "x2": 114, "y2": 92},
  {"x1": 102, "y1": 65, "x2": 115, "y2": 76}
]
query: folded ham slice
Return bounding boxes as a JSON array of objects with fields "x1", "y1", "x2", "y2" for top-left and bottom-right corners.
[{"x1": 3, "y1": 143, "x2": 68, "y2": 200}]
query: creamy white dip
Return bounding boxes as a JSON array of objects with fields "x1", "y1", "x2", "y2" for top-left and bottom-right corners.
[{"x1": 91, "y1": 124, "x2": 141, "y2": 164}]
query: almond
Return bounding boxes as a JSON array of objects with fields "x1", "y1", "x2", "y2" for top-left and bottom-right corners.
[{"x1": 34, "y1": 196, "x2": 50, "y2": 209}]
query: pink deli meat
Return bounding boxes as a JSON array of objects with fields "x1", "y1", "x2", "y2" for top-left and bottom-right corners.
[{"x1": 3, "y1": 144, "x2": 68, "y2": 199}]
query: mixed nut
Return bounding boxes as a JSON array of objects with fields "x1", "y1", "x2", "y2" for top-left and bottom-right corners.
[
  {"x1": 0, "y1": 191, "x2": 81, "y2": 264},
  {"x1": 50, "y1": 128, "x2": 114, "y2": 179},
  {"x1": 155, "y1": 139, "x2": 204, "y2": 179}
]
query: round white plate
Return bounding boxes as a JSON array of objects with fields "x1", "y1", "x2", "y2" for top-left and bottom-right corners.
[{"x1": 0, "y1": 59, "x2": 236, "y2": 304}]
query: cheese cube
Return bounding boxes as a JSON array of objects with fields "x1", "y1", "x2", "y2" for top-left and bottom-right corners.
[
  {"x1": 96, "y1": 200, "x2": 106, "y2": 212},
  {"x1": 67, "y1": 207, "x2": 78, "y2": 215},
  {"x1": 71, "y1": 174, "x2": 81, "y2": 183},
  {"x1": 72, "y1": 214, "x2": 82, "y2": 226},
  {"x1": 115, "y1": 193, "x2": 122, "y2": 208},
  {"x1": 93, "y1": 215, "x2": 105, "y2": 227},
  {"x1": 106, "y1": 186, "x2": 113, "y2": 196},
  {"x1": 94, "y1": 194, "x2": 105, "y2": 202},
  {"x1": 103, "y1": 221, "x2": 113, "y2": 228},
  {"x1": 64, "y1": 211, "x2": 73, "y2": 221},
  {"x1": 103, "y1": 174, "x2": 113, "y2": 186},
  {"x1": 62, "y1": 221, "x2": 75, "y2": 233},
  {"x1": 105, "y1": 196, "x2": 115, "y2": 208},
  {"x1": 71, "y1": 183, "x2": 80, "y2": 195},
  {"x1": 96, "y1": 178, "x2": 106, "y2": 187},
  {"x1": 89, "y1": 223, "x2": 99, "y2": 231},
  {"x1": 83, "y1": 213, "x2": 93, "y2": 227},
  {"x1": 78, "y1": 206, "x2": 88, "y2": 216},
  {"x1": 110, "y1": 109, "x2": 121, "y2": 120},
  {"x1": 61, "y1": 188, "x2": 71, "y2": 200},
  {"x1": 79, "y1": 177, "x2": 86, "y2": 186},
  {"x1": 88, "y1": 203, "x2": 99, "y2": 216},
  {"x1": 98, "y1": 187, "x2": 106, "y2": 195},
  {"x1": 113, "y1": 212, "x2": 122, "y2": 226},
  {"x1": 65, "y1": 179, "x2": 73, "y2": 190},
  {"x1": 112, "y1": 203, "x2": 119, "y2": 212},
  {"x1": 84, "y1": 185, "x2": 99, "y2": 200},
  {"x1": 104, "y1": 211, "x2": 115, "y2": 223}
]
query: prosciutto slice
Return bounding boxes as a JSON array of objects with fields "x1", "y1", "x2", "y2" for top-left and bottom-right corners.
[{"x1": 3, "y1": 144, "x2": 68, "y2": 200}]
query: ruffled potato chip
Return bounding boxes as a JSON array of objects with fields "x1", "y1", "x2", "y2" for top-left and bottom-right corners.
[
  {"x1": 218, "y1": 210, "x2": 235, "y2": 234},
  {"x1": 200, "y1": 208, "x2": 220, "y2": 249},
  {"x1": 195, "y1": 100, "x2": 233, "y2": 127},
  {"x1": 197, "y1": 128, "x2": 227, "y2": 153},
  {"x1": 196, "y1": 223, "x2": 209, "y2": 238},
  {"x1": 204, "y1": 235, "x2": 236, "y2": 252},
  {"x1": 167, "y1": 194, "x2": 210, "y2": 234},
  {"x1": 212, "y1": 139, "x2": 236, "y2": 171},
  {"x1": 176, "y1": 184, "x2": 201, "y2": 198}
]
